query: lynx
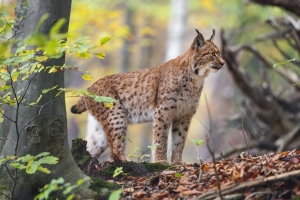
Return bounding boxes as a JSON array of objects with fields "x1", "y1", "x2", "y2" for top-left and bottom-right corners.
[{"x1": 71, "y1": 29, "x2": 225, "y2": 164}]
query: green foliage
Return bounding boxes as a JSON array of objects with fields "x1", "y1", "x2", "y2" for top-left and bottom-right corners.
[
  {"x1": 11, "y1": 152, "x2": 58, "y2": 174},
  {"x1": 148, "y1": 144, "x2": 158, "y2": 151},
  {"x1": 108, "y1": 189, "x2": 122, "y2": 200},
  {"x1": 191, "y1": 139, "x2": 204, "y2": 146},
  {"x1": 273, "y1": 58, "x2": 296, "y2": 68},
  {"x1": 0, "y1": 152, "x2": 58, "y2": 174},
  {"x1": 0, "y1": 15, "x2": 114, "y2": 123},
  {"x1": 113, "y1": 167, "x2": 123, "y2": 178},
  {"x1": 174, "y1": 172, "x2": 181, "y2": 178},
  {"x1": 34, "y1": 177, "x2": 90, "y2": 200}
]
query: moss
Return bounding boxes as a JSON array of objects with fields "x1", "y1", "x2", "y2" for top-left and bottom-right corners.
[
  {"x1": 89, "y1": 178, "x2": 121, "y2": 200},
  {"x1": 141, "y1": 162, "x2": 174, "y2": 172},
  {"x1": 71, "y1": 138, "x2": 91, "y2": 165}
]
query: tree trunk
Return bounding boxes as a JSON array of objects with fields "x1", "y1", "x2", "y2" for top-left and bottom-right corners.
[
  {"x1": 164, "y1": 0, "x2": 187, "y2": 61},
  {"x1": 0, "y1": 0, "x2": 94, "y2": 199},
  {"x1": 120, "y1": 2, "x2": 133, "y2": 73}
]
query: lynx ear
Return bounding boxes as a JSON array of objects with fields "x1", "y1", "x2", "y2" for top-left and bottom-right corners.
[
  {"x1": 192, "y1": 29, "x2": 205, "y2": 50},
  {"x1": 209, "y1": 29, "x2": 215, "y2": 42}
]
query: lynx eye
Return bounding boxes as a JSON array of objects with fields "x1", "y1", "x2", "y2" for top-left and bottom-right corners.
[{"x1": 212, "y1": 52, "x2": 217, "y2": 57}]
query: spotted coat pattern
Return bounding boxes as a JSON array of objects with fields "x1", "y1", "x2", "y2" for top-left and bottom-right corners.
[{"x1": 71, "y1": 30, "x2": 225, "y2": 164}]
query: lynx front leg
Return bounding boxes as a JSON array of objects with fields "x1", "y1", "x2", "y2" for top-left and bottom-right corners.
[
  {"x1": 171, "y1": 115, "x2": 193, "y2": 164},
  {"x1": 153, "y1": 108, "x2": 171, "y2": 164}
]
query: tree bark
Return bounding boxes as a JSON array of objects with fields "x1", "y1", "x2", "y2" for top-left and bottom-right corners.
[
  {"x1": 164, "y1": 0, "x2": 187, "y2": 61},
  {"x1": 0, "y1": 0, "x2": 95, "y2": 199},
  {"x1": 120, "y1": 2, "x2": 133, "y2": 73}
]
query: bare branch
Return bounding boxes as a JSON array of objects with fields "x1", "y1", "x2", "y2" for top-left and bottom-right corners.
[
  {"x1": 250, "y1": 0, "x2": 300, "y2": 17},
  {"x1": 196, "y1": 169, "x2": 300, "y2": 200}
]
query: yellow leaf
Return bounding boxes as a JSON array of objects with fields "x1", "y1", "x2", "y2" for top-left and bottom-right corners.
[
  {"x1": 49, "y1": 67, "x2": 57, "y2": 73},
  {"x1": 95, "y1": 52, "x2": 105, "y2": 59},
  {"x1": 82, "y1": 74, "x2": 92, "y2": 81},
  {"x1": 103, "y1": 102, "x2": 114, "y2": 110},
  {"x1": 37, "y1": 165, "x2": 51, "y2": 174},
  {"x1": 12, "y1": 72, "x2": 20, "y2": 82},
  {"x1": 75, "y1": 52, "x2": 90, "y2": 59},
  {"x1": 36, "y1": 55, "x2": 48, "y2": 62}
]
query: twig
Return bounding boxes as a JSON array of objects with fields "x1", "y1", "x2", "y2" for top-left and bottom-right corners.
[
  {"x1": 275, "y1": 124, "x2": 300, "y2": 153},
  {"x1": 206, "y1": 136, "x2": 223, "y2": 200},
  {"x1": 240, "y1": 116, "x2": 249, "y2": 155},
  {"x1": 244, "y1": 190, "x2": 273, "y2": 200},
  {"x1": 215, "y1": 141, "x2": 277, "y2": 160}
]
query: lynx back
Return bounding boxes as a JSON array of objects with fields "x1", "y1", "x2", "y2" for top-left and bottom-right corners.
[{"x1": 71, "y1": 29, "x2": 225, "y2": 164}]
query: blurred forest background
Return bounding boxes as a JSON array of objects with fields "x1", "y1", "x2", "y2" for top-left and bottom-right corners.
[{"x1": 3, "y1": 0, "x2": 299, "y2": 163}]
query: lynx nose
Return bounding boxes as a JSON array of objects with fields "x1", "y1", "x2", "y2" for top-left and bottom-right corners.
[{"x1": 220, "y1": 59, "x2": 225, "y2": 66}]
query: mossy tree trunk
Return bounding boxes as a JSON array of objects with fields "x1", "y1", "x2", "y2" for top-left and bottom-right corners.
[{"x1": 0, "y1": 0, "x2": 95, "y2": 199}]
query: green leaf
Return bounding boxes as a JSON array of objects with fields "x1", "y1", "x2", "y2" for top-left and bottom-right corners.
[
  {"x1": 26, "y1": 160, "x2": 38, "y2": 174},
  {"x1": 37, "y1": 165, "x2": 51, "y2": 174},
  {"x1": 48, "y1": 67, "x2": 58, "y2": 73},
  {"x1": 113, "y1": 167, "x2": 123, "y2": 178},
  {"x1": 191, "y1": 139, "x2": 204, "y2": 146},
  {"x1": 99, "y1": 36, "x2": 111, "y2": 45},
  {"x1": 108, "y1": 189, "x2": 122, "y2": 200},
  {"x1": 36, "y1": 152, "x2": 50, "y2": 158},
  {"x1": 0, "y1": 19, "x2": 4, "y2": 27},
  {"x1": 0, "y1": 85, "x2": 11, "y2": 91},
  {"x1": 29, "y1": 94, "x2": 42, "y2": 106},
  {"x1": 75, "y1": 52, "x2": 90, "y2": 59},
  {"x1": 42, "y1": 85, "x2": 58, "y2": 94},
  {"x1": 37, "y1": 156, "x2": 59, "y2": 165},
  {"x1": 17, "y1": 154, "x2": 34, "y2": 162},
  {"x1": 63, "y1": 185, "x2": 77, "y2": 195},
  {"x1": 74, "y1": 36, "x2": 89, "y2": 44},
  {"x1": 35, "y1": 55, "x2": 48, "y2": 62},
  {"x1": 66, "y1": 194, "x2": 75, "y2": 200},
  {"x1": 77, "y1": 177, "x2": 90, "y2": 186},
  {"x1": 148, "y1": 144, "x2": 158, "y2": 151},
  {"x1": 12, "y1": 72, "x2": 20, "y2": 82},
  {"x1": 45, "y1": 40, "x2": 59, "y2": 56},
  {"x1": 50, "y1": 18, "x2": 66, "y2": 36},
  {"x1": 10, "y1": 162, "x2": 26, "y2": 170},
  {"x1": 94, "y1": 96, "x2": 117, "y2": 103},
  {"x1": 95, "y1": 52, "x2": 106, "y2": 59},
  {"x1": 174, "y1": 172, "x2": 181, "y2": 178},
  {"x1": 82, "y1": 73, "x2": 92, "y2": 81}
]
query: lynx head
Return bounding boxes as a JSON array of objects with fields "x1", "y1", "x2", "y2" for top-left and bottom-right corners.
[{"x1": 190, "y1": 29, "x2": 225, "y2": 76}]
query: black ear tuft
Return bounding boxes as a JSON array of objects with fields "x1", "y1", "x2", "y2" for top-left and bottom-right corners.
[
  {"x1": 192, "y1": 28, "x2": 205, "y2": 50},
  {"x1": 209, "y1": 29, "x2": 215, "y2": 42}
]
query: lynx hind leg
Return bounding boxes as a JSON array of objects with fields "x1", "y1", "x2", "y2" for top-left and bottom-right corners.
[
  {"x1": 86, "y1": 113, "x2": 108, "y2": 158},
  {"x1": 171, "y1": 115, "x2": 193, "y2": 164}
]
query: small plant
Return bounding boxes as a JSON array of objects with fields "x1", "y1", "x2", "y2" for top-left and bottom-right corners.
[
  {"x1": 108, "y1": 188, "x2": 122, "y2": 200},
  {"x1": 0, "y1": 152, "x2": 58, "y2": 174},
  {"x1": 191, "y1": 139, "x2": 204, "y2": 146},
  {"x1": 34, "y1": 177, "x2": 90, "y2": 200},
  {"x1": 113, "y1": 167, "x2": 123, "y2": 178}
]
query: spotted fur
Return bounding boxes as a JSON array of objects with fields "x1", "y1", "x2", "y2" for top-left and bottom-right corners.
[{"x1": 71, "y1": 29, "x2": 225, "y2": 164}]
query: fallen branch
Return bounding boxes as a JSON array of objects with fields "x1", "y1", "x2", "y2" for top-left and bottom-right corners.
[{"x1": 195, "y1": 169, "x2": 300, "y2": 200}]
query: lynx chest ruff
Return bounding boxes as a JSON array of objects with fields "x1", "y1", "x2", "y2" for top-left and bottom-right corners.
[{"x1": 71, "y1": 29, "x2": 225, "y2": 164}]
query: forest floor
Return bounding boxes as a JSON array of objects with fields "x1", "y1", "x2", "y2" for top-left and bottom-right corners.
[{"x1": 71, "y1": 139, "x2": 300, "y2": 200}]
